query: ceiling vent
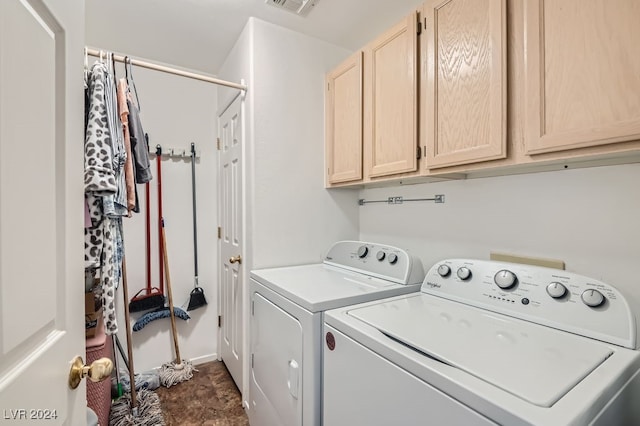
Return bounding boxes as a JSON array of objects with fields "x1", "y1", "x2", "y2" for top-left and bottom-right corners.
[{"x1": 265, "y1": 0, "x2": 320, "y2": 16}]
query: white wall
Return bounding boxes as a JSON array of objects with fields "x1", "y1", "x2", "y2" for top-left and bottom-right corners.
[
  {"x1": 107, "y1": 62, "x2": 219, "y2": 373},
  {"x1": 359, "y1": 164, "x2": 640, "y2": 338},
  {"x1": 218, "y1": 17, "x2": 360, "y2": 406},
  {"x1": 249, "y1": 18, "x2": 360, "y2": 269}
]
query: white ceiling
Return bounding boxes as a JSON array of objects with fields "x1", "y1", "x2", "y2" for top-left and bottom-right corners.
[{"x1": 85, "y1": 0, "x2": 423, "y2": 75}]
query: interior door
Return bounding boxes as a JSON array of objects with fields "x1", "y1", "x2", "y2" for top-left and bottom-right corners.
[
  {"x1": 0, "y1": 0, "x2": 85, "y2": 424},
  {"x1": 218, "y1": 94, "x2": 244, "y2": 390}
]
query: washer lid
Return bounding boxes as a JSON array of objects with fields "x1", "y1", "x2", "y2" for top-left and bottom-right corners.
[
  {"x1": 347, "y1": 294, "x2": 614, "y2": 407},
  {"x1": 251, "y1": 264, "x2": 419, "y2": 312}
]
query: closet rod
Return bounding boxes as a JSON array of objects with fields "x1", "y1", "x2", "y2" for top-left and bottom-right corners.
[{"x1": 86, "y1": 47, "x2": 247, "y2": 91}]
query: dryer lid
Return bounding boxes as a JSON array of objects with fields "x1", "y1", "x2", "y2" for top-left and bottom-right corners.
[
  {"x1": 251, "y1": 264, "x2": 418, "y2": 312},
  {"x1": 347, "y1": 294, "x2": 614, "y2": 407}
]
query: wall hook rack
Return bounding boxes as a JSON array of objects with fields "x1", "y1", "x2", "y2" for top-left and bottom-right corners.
[
  {"x1": 358, "y1": 194, "x2": 445, "y2": 206},
  {"x1": 149, "y1": 143, "x2": 200, "y2": 159}
]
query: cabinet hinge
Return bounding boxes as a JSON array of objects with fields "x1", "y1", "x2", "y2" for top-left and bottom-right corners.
[
  {"x1": 251, "y1": 300, "x2": 255, "y2": 316},
  {"x1": 251, "y1": 353, "x2": 254, "y2": 368},
  {"x1": 218, "y1": 315, "x2": 222, "y2": 327},
  {"x1": 217, "y1": 137, "x2": 221, "y2": 150},
  {"x1": 417, "y1": 146, "x2": 422, "y2": 159},
  {"x1": 217, "y1": 226, "x2": 222, "y2": 239},
  {"x1": 327, "y1": 82, "x2": 330, "y2": 91}
]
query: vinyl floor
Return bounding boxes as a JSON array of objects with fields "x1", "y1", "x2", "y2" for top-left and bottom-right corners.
[{"x1": 155, "y1": 361, "x2": 249, "y2": 426}]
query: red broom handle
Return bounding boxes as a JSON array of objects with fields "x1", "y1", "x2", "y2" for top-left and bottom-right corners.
[{"x1": 156, "y1": 145, "x2": 164, "y2": 294}]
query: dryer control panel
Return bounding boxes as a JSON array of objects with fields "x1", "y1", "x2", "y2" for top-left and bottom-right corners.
[
  {"x1": 422, "y1": 259, "x2": 636, "y2": 349},
  {"x1": 324, "y1": 241, "x2": 424, "y2": 285}
]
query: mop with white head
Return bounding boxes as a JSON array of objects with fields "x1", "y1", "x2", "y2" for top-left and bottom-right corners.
[
  {"x1": 158, "y1": 219, "x2": 198, "y2": 388},
  {"x1": 158, "y1": 359, "x2": 197, "y2": 388},
  {"x1": 109, "y1": 389, "x2": 165, "y2": 426}
]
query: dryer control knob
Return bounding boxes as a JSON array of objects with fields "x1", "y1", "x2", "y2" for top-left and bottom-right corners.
[
  {"x1": 457, "y1": 267, "x2": 472, "y2": 281},
  {"x1": 494, "y1": 270, "x2": 517, "y2": 289},
  {"x1": 546, "y1": 282, "x2": 567, "y2": 299},
  {"x1": 388, "y1": 253, "x2": 398, "y2": 265},
  {"x1": 581, "y1": 289, "x2": 605, "y2": 308},
  {"x1": 376, "y1": 251, "x2": 386, "y2": 261},
  {"x1": 357, "y1": 246, "x2": 369, "y2": 258},
  {"x1": 437, "y1": 264, "x2": 451, "y2": 277}
]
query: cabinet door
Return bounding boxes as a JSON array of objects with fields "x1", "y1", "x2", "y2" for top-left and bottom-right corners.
[
  {"x1": 365, "y1": 13, "x2": 419, "y2": 178},
  {"x1": 326, "y1": 51, "x2": 363, "y2": 184},
  {"x1": 525, "y1": 0, "x2": 640, "y2": 154},
  {"x1": 423, "y1": 0, "x2": 506, "y2": 169}
]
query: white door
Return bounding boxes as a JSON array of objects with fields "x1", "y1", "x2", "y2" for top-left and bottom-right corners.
[
  {"x1": 218, "y1": 94, "x2": 244, "y2": 390},
  {"x1": 0, "y1": 0, "x2": 85, "y2": 424}
]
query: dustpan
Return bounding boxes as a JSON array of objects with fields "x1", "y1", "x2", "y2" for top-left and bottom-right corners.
[
  {"x1": 187, "y1": 143, "x2": 207, "y2": 311},
  {"x1": 187, "y1": 287, "x2": 207, "y2": 311}
]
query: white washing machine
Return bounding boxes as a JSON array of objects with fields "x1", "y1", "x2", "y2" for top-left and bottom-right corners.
[
  {"x1": 248, "y1": 241, "x2": 425, "y2": 426},
  {"x1": 323, "y1": 259, "x2": 640, "y2": 426}
]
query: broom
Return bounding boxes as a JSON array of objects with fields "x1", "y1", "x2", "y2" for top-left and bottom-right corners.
[
  {"x1": 128, "y1": 181, "x2": 164, "y2": 313},
  {"x1": 187, "y1": 142, "x2": 207, "y2": 311},
  {"x1": 109, "y1": 257, "x2": 165, "y2": 426},
  {"x1": 158, "y1": 218, "x2": 196, "y2": 387}
]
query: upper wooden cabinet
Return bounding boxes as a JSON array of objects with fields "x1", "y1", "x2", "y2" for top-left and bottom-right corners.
[
  {"x1": 524, "y1": 0, "x2": 640, "y2": 155},
  {"x1": 325, "y1": 51, "x2": 363, "y2": 185},
  {"x1": 422, "y1": 0, "x2": 507, "y2": 169},
  {"x1": 364, "y1": 12, "x2": 419, "y2": 178}
]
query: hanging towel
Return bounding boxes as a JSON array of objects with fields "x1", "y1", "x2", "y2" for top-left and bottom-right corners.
[
  {"x1": 117, "y1": 78, "x2": 138, "y2": 213},
  {"x1": 102, "y1": 55, "x2": 127, "y2": 218},
  {"x1": 127, "y1": 95, "x2": 152, "y2": 183}
]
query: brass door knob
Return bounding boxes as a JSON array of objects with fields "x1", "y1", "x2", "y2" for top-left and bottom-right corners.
[
  {"x1": 68, "y1": 356, "x2": 113, "y2": 389},
  {"x1": 229, "y1": 255, "x2": 242, "y2": 264}
]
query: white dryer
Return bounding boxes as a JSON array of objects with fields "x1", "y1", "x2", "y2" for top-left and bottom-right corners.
[
  {"x1": 248, "y1": 241, "x2": 425, "y2": 426},
  {"x1": 323, "y1": 259, "x2": 640, "y2": 426}
]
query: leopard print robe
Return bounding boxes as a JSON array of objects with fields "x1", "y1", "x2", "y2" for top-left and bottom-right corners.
[{"x1": 84, "y1": 62, "x2": 119, "y2": 334}]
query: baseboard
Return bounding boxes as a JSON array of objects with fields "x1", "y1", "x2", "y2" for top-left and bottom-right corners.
[{"x1": 189, "y1": 353, "x2": 219, "y2": 366}]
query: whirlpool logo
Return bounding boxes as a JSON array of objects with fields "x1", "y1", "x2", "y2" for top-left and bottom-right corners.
[{"x1": 425, "y1": 282, "x2": 441, "y2": 289}]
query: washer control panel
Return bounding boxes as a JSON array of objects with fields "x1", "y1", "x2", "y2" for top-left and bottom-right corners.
[
  {"x1": 422, "y1": 259, "x2": 636, "y2": 348},
  {"x1": 324, "y1": 241, "x2": 425, "y2": 285}
]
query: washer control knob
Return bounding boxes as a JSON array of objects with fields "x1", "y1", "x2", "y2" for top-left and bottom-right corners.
[
  {"x1": 494, "y1": 270, "x2": 517, "y2": 289},
  {"x1": 357, "y1": 246, "x2": 369, "y2": 258},
  {"x1": 376, "y1": 251, "x2": 386, "y2": 261},
  {"x1": 437, "y1": 264, "x2": 451, "y2": 277},
  {"x1": 388, "y1": 253, "x2": 398, "y2": 265},
  {"x1": 546, "y1": 282, "x2": 567, "y2": 299},
  {"x1": 457, "y1": 267, "x2": 472, "y2": 281},
  {"x1": 581, "y1": 289, "x2": 605, "y2": 308}
]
